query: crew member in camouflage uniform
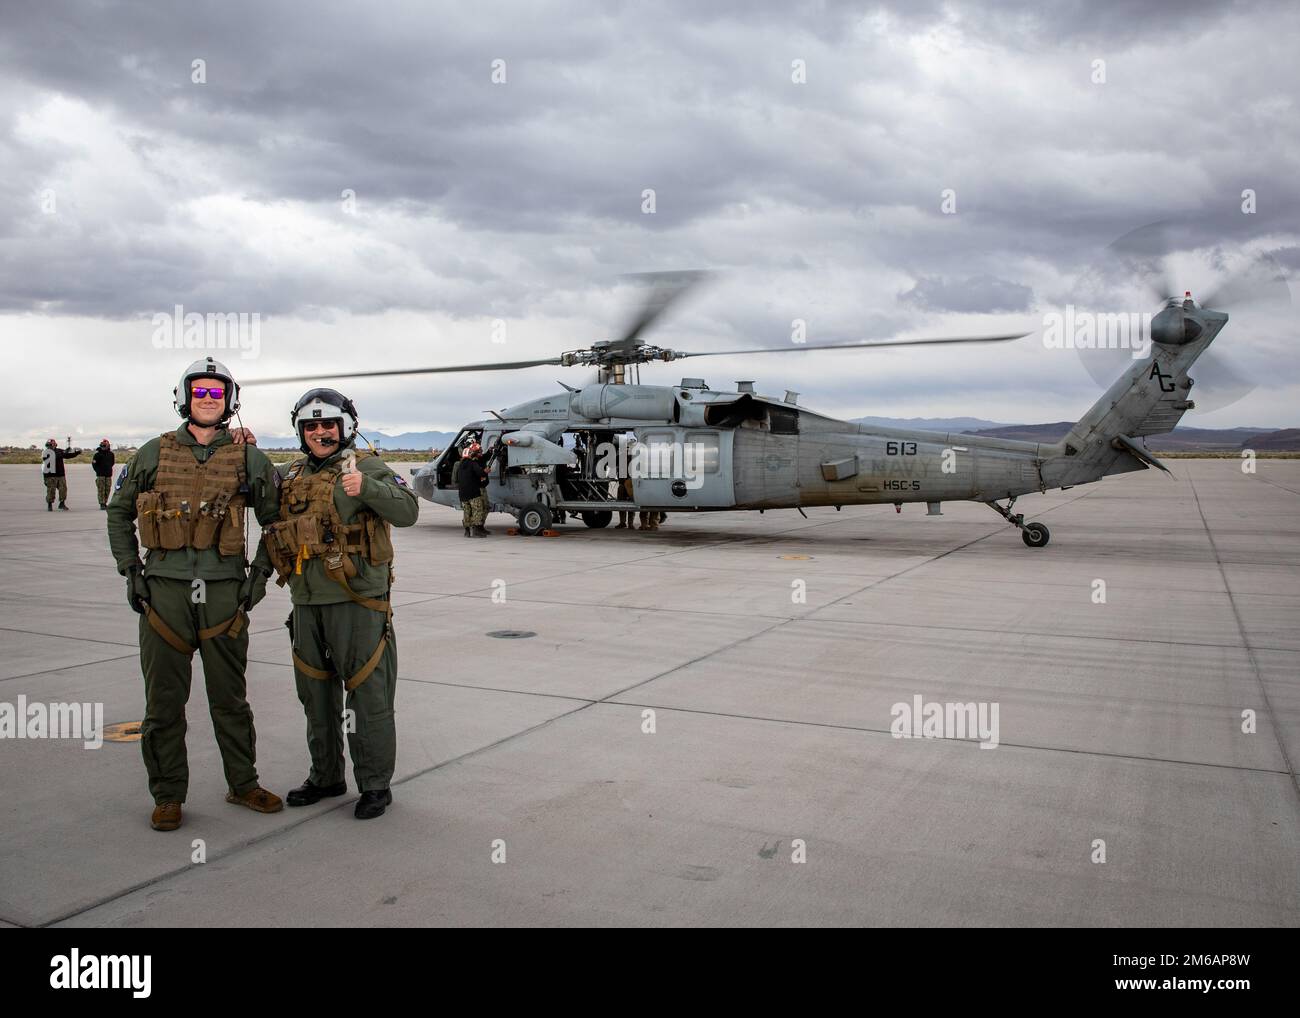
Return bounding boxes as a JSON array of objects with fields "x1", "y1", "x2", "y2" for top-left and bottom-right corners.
[
  {"x1": 92, "y1": 439, "x2": 115, "y2": 510},
  {"x1": 262, "y1": 389, "x2": 419, "y2": 820},
  {"x1": 42, "y1": 438, "x2": 81, "y2": 510},
  {"x1": 457, "y1": 442, "x2": 490, "y2": 538},
  {"x1": 107, "y1": 357, "x2": 283, "y2": 832}
]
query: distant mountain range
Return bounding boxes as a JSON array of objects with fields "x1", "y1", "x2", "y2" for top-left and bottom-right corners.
[
  {"x1": 259, "y1": 430, "x2": 459, "y2": 450},
  {"x1": 246, "y1": 422, "x2": 1299, "y2": 453}
]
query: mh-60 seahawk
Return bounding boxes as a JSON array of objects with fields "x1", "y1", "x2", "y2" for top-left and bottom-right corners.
[{"x1": 250, "y1": 270, "x2": 1230, "y2": 547}]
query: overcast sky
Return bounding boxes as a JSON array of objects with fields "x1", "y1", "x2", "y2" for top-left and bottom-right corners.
[{"x1": 3, "y1": 0, "x2": 1298, "y2": 446}]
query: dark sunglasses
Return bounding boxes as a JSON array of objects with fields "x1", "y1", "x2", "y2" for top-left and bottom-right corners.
[
  {"x1": 190, "y1": 386, "x2": 225, "y2": 399},
  {"x1": 302, "y1": 420, "x2": 339, "y2": 432}
]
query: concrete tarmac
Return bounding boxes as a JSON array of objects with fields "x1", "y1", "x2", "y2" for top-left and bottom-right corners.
[{"x1": 0, "y1": 459, "x2": 1296, "y2": 926}]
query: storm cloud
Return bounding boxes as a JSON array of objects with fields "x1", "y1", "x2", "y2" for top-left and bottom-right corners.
[{"x1": 1, "y1": 0, "x2": 1297, "y2": 443}]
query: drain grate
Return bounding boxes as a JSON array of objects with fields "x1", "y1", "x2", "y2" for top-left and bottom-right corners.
[{"x1": 486, "y1": 630, "x2": 537, "y2": 639}]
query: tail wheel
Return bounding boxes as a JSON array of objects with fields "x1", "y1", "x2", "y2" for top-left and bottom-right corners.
[
  {"x1": 518, "y1": 504, "x2": 552, "y2": 536},
  {"x1": 1022, "y1": 522, "x2": 1050, "y2": 548},
  {"x1": 581, "y1": 510, "x2": 613, "y2": 529}
]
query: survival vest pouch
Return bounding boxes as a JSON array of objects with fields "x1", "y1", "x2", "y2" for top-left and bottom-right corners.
[
  {"x1": 265, "y1": 451, "x2": 395, "y2": 585},
  {"x1": 272, "y1": 451, "x2": 397, "y2": 691},
  {"x1": 136, "y1": 433, "x2": 248, "y2": 555}
]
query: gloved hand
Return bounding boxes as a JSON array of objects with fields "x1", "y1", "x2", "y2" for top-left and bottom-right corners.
[
  {"x1": 239, "y1": 566, "x2": 270, "y2": 612},
  {"x1": 126, "y1": 564, "x2": 150, "y2": 615}
]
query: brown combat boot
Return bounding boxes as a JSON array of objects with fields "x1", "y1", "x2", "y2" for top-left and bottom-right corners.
[
  {"x1": 225, "y1": 786, "x2": 284, "y2": 813},
  {"x1": 151, "y1": 801, "x2": 183, "y2": 831}
]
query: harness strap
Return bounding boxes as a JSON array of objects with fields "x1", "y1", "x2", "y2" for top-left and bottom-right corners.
[
  {"x1": 292, "y1": 631, "x2": 389, "y2": 691},
  {"x1": 146, "y1": 605, "x2": 246, "y2": 655}
]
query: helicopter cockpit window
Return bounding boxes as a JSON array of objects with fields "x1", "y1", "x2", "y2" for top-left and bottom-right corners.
[{"x1": 437, "y1": 428, "x2": 484, "y2": 488}]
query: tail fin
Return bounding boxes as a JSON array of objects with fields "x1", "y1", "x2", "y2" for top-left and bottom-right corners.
[{"x1": 1043, "y1": 301, "x2": 1228, "y2": 485}]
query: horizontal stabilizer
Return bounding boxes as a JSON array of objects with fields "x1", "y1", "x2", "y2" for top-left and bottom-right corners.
[{"x1": 1111, "y1": 434, "x2": 1173, "y2": 476}]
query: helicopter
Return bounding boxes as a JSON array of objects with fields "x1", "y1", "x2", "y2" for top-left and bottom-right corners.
[{"x1": 248, "y1": 270, "x2": 1232, "y2": 548}]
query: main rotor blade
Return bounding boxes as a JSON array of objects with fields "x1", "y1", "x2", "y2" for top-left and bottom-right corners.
[
  {"x1": 243, "y1": 356, "x2": 565, "y2": 386},
  {"x1": 611, "y1": 270, "x2": 712, "y2": 351},
  {"x1": 675, "y1": 332, "x2": 1029, "y2": 359},
  {"x1": 1198, "y1": 252, "x2": 1291, "y2": 311}
]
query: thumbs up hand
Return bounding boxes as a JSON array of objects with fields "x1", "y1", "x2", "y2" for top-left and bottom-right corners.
[{"x1": 339, "y1": 451, "x2": 363, "y2": 497}]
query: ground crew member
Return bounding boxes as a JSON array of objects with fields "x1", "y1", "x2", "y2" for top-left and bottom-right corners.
[
  {"x1": 458, "y1": 442, "x2": 490, "y2": 537},
  {"x1": 262, "y1": 389, "x2": 419, "y2": 820},
  {"x1": 106, "y1": 357, "x2": 283, "y2": 832},
  {"x1": 92, "y1": 439, "x2": 115, "y2": 510},
  {"x1": 616, "y1": 477, "x2": 634, "y2": 529},
  {"x1": 42, "y1": 438, "x2": 81, "y2": 510}
]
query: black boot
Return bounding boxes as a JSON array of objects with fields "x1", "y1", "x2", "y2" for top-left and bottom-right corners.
[
  {"x1": 46, "y1": 503, "x2": 53, "y2": 512},
  {"x1": 474, "y1": 525, "x2": 491, "y2": 536},
  {"x1": 464, "y1": 527, "x2": 472, "y2": 537},
  {"x1": 58, "y1": 503, "x2": 69, "y2": 511},
  {"x1": 286, "y1": 779, "x2": 348, "y2": 807},
  {"x1": 354, "y1": 789, "x2": 392, "y2": 819}
]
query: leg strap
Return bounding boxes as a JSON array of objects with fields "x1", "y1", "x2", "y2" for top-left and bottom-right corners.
[
  {"x1": 147, "y1": 605, "x2": 246, "y2": 656},
  {"x1": 293, "y1": 633, "x2": 388, "y2": 691}
]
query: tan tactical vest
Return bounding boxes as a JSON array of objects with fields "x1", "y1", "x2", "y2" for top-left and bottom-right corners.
[
  {"x1": 264, "y1": 451, "x2": 394, "y2": 584},
  {"x1": 135, "y1": 433, "x2": 248, "y2": 556}
]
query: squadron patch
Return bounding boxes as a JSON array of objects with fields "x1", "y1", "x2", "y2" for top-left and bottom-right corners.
[
  {"x1": 114, "y1": 466, "x2": 127, "y2": 492},
  {"x1": 393, "y1": 474, "x2": 409, "y2": 488}
]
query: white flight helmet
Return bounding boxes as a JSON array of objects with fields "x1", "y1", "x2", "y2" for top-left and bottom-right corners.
[
  {"x1": 291, "y1": 388, "x2": 359, "y2": 453},
  {"x1": 174, "y1": 357, "x2": 240, "y2": 423}
]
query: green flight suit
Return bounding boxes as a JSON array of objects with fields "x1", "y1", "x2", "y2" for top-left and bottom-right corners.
[
  {"x1": 107, "y1": 425, "x2": 280, "y2": 804},
  {"x1": 276, "y1": 449, "x2": 419, "y2": 792}
]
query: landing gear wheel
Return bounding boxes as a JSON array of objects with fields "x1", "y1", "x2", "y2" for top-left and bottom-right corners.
[
  {"x1": 581, "y1": 510, "x2": 613, "y2": 529},
  {"x1": 1022, "y1": 522, "x2": 1050, "y2": 548},
  {"x1": 518, "y1": 504, "x2": 552, "y2": 536}
]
